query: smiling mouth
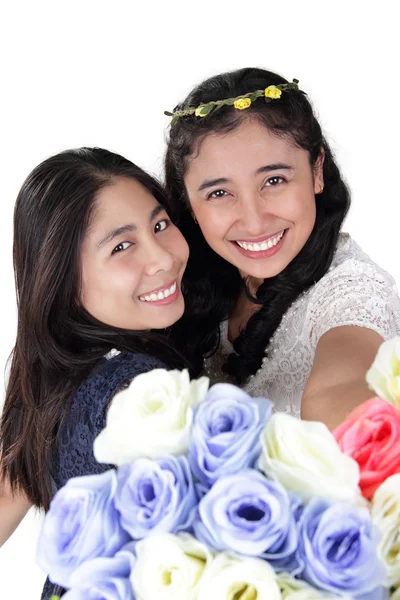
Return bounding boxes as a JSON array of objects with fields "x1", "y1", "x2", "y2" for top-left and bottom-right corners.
[
  {"x1": 234, "y1": 230, "x2": 286, "y2": 252},
  {"x1": 139, "y1": 281, "x2": 177, "y2": 302}
]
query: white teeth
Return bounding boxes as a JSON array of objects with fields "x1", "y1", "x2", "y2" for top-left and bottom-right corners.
[
  {"x1": 139, "y1": 282, "x2": 177, "y2": 302},
  {"x1": 236, "y1": 230, "x2": 285, "y2": 252}
]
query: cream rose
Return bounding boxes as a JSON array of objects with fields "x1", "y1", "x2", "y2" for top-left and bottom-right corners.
[
  {"x1": 258, "y1": 413, "x2": 363, "y2": 504},
  {"x1": 366, "y1": 337, "x2": 400, "y2": 410},
  {"x1": 392, "y1": 587, "x2": 400, "y2": 600},
  {"x1": 93, "y1": 369, "x2": 209, "y2": 465},
  {"x1": 197, "y1": 552, "x2": 281, "y2": 600},
  {"x1": 371, "y1": 474, "x2": 400, "y2": 587},
  {"x1": 131, "y1": 533, "x2": 211, "y2": 600}
]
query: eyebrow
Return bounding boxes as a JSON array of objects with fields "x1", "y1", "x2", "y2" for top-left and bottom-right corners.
[
  {"x1": 97, "y1": 204, "x2": 165, "y2": 248},
  {"x1": 197, "y1": 163, "x2": 294, "y2": 192}
]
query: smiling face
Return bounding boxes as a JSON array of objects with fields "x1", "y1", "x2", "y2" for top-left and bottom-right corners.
[
  {"x1": 184, "y1": 119, "x2": 324, "y2": 281},
  {"x1": 80, "y1": 176, "x2": 189, "y2": 330}
]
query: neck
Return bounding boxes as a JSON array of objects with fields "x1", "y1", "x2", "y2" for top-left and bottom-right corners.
[{"x1": 239, "y1": 271, "x2": 264, "y2": 296}]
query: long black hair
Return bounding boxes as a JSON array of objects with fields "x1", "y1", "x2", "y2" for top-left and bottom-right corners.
[
  {"x1": 165, "y1": 67, "x2": 350, "y2": 381},
  {"x1": 0, "y1": 147, "x2": 187, "y2": 510}
]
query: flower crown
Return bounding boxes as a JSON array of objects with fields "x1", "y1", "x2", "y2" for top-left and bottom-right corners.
[{"x1": 164, "y1": 79, "x2": 300, "y2": 126}]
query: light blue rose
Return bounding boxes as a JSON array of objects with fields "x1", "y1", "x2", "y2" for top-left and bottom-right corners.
[
  {"x1": 36, "y1": 470, "x2": 129, "y2": 589},
  {"x1": 189, "y1": 383, "x2": 272, "y2": 488},
  {"x1": 62, "y1": 542, "x2": 136, "y2": 600},
  {"x1": 296, "y1": 498, "x2": 385, "y2": 598},
  {"x1": 193, "y1": 469, "x2": 300, "y2": 571},
  {"x1": 115, "y1": 456, "x2": 197, "y2": 538}
]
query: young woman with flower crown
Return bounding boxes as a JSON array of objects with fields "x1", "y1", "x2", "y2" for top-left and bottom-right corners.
[
  {"x1": 165, "y1": 67, "x2": 400, "y2": 431},
  {"x1": 0, "y1": 147, "x2": 189, "y2": 597}
]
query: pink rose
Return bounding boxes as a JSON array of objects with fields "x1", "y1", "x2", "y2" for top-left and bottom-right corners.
[{"x1": 333, "y1": 398, "x2": 400, "y2": 500}]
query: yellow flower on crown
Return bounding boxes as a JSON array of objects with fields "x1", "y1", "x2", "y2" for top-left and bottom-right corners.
[
  {"x1": 265, "y1": 85, "x2": 282, "y2": 99},
  {"x1": 234, "y1": 98, "x2": 252, "y2": 110}
]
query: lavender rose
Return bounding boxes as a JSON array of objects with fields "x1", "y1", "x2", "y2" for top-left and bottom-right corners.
[
  {"x1": 115, "y1": 455, "x2": 197, "y2": 538},
  {"x1": 189, "y1": 383, "x2": 272, "y2": 488},
  {"x1": 36, "y1": 470, "x2": 129, "y2": 588},
  {"x1": 194, "y1": 469, "x2": 300, "y2": 571},
  {"x1": 63, "y1": 542, "x2": 136, "y2": 600},
  {"x1": 296, "y1": 498, "x2": 385, "y2": 598}
]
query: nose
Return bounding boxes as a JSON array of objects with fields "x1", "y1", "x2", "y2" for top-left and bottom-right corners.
[
  {"x1": 237, "y1": 192, "x2": 268, "y2": 235},
  {"x1": 143, "y1": 237, "x2": 175, "y2": 277}
]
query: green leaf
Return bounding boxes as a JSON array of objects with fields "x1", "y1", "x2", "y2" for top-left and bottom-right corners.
[
  {"x1": 197, "y1": 105, "x2": 213, "y2": 117},
  {"x1": 170, "y1": 116, "x2": 180, "y2": 127},
  {"x1": 225, "y1": 98, "x2": 235, "y2": 106},
  {"x1": 49, "y1": 596, "x2": 61, "y2": 600},
  {"x1": 264, "y1": 97, "x2": 272, "y2": 104},
  {"x1": 164, "y1": 111, "x2": 174, "y2": 116}
]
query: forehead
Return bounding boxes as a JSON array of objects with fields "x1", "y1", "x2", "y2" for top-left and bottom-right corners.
[
  {"x1": 93, "y1": 177, "x2": 157, "y2": 224},
  {"x1": 186, "y1": 119, "x2": 304, "y2": 179}
]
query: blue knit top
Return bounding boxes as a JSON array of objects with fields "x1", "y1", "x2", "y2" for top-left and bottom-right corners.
[{"x1": 42, "y1": 350, "x2": 164, "y2": 599}]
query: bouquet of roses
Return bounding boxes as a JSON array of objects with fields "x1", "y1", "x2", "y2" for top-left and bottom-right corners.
[{"x1": 37, "y1": 338, "x2": 400, "y2": 600}]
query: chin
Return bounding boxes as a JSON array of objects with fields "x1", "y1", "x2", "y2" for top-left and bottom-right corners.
[
  {"x1": 152, "y1": 307, "x2": 185, "y2": 329},
  {"x1": 240, "y1": 263, "x2": 288, "y2": 281}
]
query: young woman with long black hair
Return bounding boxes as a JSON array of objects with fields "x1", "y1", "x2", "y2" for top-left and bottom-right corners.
[
  {"x1": 166, "y1": 67, "x2": 400, "y2": 430},
  {"x1": 0, "y1": 147, "x2": 189, "y2": 597}
]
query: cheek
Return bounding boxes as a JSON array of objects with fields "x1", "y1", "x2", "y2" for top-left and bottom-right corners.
[
  {"x1": 168, "y1": 230, "x2": 190, "y2": 264},
  {"x1": 193, "y1": 204, "x2": 231, "y2": 242},
  {"x1": 276, "y1": 190, "x2": 316, "y2": 223},
  {"x1": 80, "y1": 257, "x2": 98, "y2": 306},
  {"x1": 83, "y1": 258, "x2": 142, "y2": 301},
  {"x1": 108, "y1": 258, "x2": 142, "y2": 292}
]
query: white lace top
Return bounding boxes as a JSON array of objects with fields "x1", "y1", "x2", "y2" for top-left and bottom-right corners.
[{"x1": 204, "y1": 233, "x2": 400, "y2": 418}]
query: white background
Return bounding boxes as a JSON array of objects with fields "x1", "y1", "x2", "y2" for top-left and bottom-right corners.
[{"x1": 0, "y1": 1, "x2": 399, "y2": 598}]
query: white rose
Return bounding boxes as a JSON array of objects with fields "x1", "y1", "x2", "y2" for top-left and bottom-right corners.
[
  {"x1": 366, "y1": 337, "x2": 400, "y2": 410},
  {"x1": 277, "y1": 572, "x2": 350, "y2": 599},
  {"x1": 131, "y1": 533, "x2": 211, "y2": 600},
  {"x1": 197, "y1": 552, "x2": 281, "y2": 600},
  {"x1": 258, "y1": 413, "x2": 363, "y2": 504},
  {"x1": 371, "y1": 473, "x2": 400, "y2": 587},
  {"x1": 94, "y1": 369, "x2": 209, "y2": 465}
]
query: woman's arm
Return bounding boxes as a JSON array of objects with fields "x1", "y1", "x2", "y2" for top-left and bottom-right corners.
[
  {"x1": 301, "y1": 325, "x2": 383, "y2": 431},
  {"x1": 0, "y1": 477, "x2": 32, "y2": 548}
]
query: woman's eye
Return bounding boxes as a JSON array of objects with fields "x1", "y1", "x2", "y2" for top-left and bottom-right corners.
[
  {"x1": 111, "y1": 241, "x2": 132, "y2": 255},
  {"x1": 154, "y1": 219, "x2": 170, "y2": 233},
  {"x1": 265, "y1": 176, "x2": 285, "y2": 187},
  {"x1": 207, "y1": 189, "x2": 227, "y2": 200}
]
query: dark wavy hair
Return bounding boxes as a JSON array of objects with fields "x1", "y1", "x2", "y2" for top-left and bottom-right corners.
[
  {"x1": 0, "y1": 147, "x2": 187, "y2": 510},
  {"x1": 165, "y1": 67, "x2": 351, "y2": 381}
]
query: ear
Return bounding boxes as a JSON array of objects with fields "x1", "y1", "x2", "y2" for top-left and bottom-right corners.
[{"x1": 313, "y1": 148, "x2": 325, "y2": 194}]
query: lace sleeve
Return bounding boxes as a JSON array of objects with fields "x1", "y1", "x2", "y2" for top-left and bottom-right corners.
[{"x1": 307, "y1": 259, "x2": 400, "y2": 349}]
